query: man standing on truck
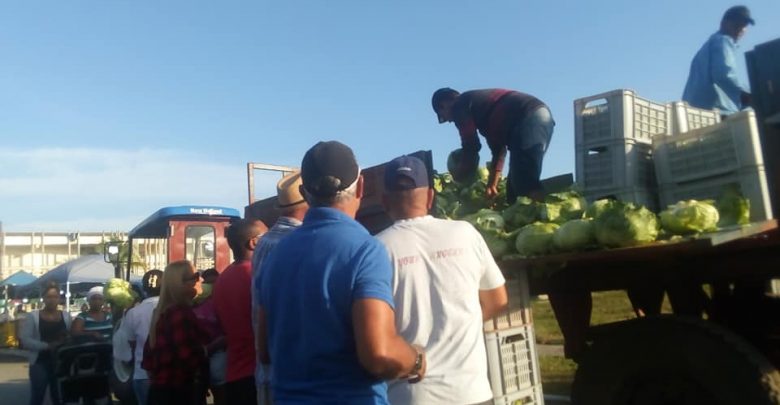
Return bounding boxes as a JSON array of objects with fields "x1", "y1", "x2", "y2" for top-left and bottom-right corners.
[
  {"x1": 256, "y1": 141, "x2": 426, "y2": 404},
  {"x1": 251, "y1": 170, "x2": 309, "y2": 404},
  {"x1": 682, "y1": 5, "x2": 755, "y2": 115},
  {"x1": 377, "y1": 155, "x2": 508, "y2": 405},
  {"x1": 431, "y1": 87, "x2": 555, "y2": 203},
  {"x1": 213, "y1": 219, "x2": 267, "y2": 405}
]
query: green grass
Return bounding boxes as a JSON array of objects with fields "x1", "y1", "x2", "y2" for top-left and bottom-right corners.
[{"x1": 539, "y1": 355, "x2": 577, "y2": 396}]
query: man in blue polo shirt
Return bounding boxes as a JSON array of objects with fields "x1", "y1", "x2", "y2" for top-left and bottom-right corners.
[{"x1": 256, "y1": 141, "x2": 426, "y2": 405}]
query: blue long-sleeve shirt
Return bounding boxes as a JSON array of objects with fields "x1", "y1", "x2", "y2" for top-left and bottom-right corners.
[{"x1": 682, "y1": 32, "x2": 749, "y2": 115}]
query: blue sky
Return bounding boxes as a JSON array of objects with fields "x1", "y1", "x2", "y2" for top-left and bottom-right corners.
[{"x1": 1, "y1": 1, "x2": 778, "y2": 231}]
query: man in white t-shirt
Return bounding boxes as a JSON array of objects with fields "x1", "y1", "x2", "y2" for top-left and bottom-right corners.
[
  {"x1": 376, "y1": 155, "x2": 509, "y2": 405},
  {"x1": 116, "y1": 269, "x2": 163, "y2": 405}
]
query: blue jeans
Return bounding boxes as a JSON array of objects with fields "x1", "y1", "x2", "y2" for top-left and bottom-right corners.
[
  {"x1": 29, "y1": 361, "x2": 60, "y2": 405},
  {"x1": 507, "y1": 105, "x2": 555, "y2": 202},
  {"x1": 133, "y1": 378, "x2": 151, "y2": 405}
]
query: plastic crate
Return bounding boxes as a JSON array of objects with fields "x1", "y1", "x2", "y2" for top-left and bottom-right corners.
[
  {"x1": 492, "y1": 387, "x2": 541, "y2": 405},
  {"x1": 584, "y1": 187, "x2": 660, "y2": 212},
  {"x1": 659, "y1": 166, "x2": 773, "y2": 221},
  {"x1": 576, "y1": 139, "x2": 656, "y2": 191},
  {"x1": 669, "y1": 101, "x2": 721, "y2": 134},
  {"x1": 484, "y1": 278, "x2": 532, "y2": 332},
  {"x1": 575, "y1": 89, "x2": 671, "y2": 146},
  {"x1": 486, "y1": 326, "x2": 540, "y2": 397},
  {"x1": 654, "y1": 110, "x2": 764, "y2": 185}
]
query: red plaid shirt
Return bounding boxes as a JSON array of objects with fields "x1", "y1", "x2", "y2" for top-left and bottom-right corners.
[{"x1": 142, "y1": 304, "x2": 208, "y2": 386}]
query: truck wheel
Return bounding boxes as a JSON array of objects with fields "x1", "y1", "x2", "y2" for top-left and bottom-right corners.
[{"x1": 571, "y1": 316, "x2": 780, "y2": 405}]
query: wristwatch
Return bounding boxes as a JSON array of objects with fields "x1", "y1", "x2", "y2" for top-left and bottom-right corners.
[{"x1": 411, "y1": 346, "x2": 424, "y2": 374}]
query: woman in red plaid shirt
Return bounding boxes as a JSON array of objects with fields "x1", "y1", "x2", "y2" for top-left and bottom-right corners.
[{"x1": 143, "y1": 260, "x2": 209, "y2": 405}]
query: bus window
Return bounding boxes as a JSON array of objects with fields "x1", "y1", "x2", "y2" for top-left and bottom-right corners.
[{"x1": 185, "y1": 225, "x2": 216, "y2": 271}]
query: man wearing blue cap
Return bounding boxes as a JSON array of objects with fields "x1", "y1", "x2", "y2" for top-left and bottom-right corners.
[
  {"x1": 256, "y1": 141, "x2": 426, "y2": 405},
  {"x1": 377, "y1": 155, "x2": 508, "y2": 405},
  {"x1": 683, "y1": 5, "x2": 755, "y2": 115}
]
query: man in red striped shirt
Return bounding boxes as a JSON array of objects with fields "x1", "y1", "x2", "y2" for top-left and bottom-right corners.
[{"x1": 432, "y1": 88, "x2": 555, "y2": 203}]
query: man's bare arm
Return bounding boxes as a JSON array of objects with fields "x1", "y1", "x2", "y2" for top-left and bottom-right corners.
[
  {"x1": 479, "y1": 285, "x2": 509, "y2": 321},
  {"x1": 352, "y1": 298, "x2": 425, "y2": 381}
]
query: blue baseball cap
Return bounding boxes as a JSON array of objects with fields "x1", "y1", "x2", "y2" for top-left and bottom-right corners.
[{"x1": 384, "y1": 156, "x2": 429, "y2": 191}]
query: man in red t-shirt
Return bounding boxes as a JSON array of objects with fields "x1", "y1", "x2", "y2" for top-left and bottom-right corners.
[{"x1": 214, "y1": 219, "x2": 267, "y2": 405}]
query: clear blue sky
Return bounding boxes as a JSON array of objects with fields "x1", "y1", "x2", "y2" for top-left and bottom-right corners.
[{"x1": 1, "y1": 1, "x2": 778, "y2": 231}]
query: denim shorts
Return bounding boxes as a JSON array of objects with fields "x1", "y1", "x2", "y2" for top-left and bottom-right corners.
[{"x1": 507, "y1": 106, "x2": 555, "y2": 202}]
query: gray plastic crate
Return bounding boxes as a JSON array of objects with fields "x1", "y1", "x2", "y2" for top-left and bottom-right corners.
[
  {"x1": 576, "y1": 139, "x2": 656, "y2": 192},
  {"x1": 484, "y1": 278, "x2": 532, "y2": 332},
  {"x1": 654, "y1": 110, "x2": 764, "y2": 185},
  {"x1": 659, "y1": 166, "x2": 773, "y2": 221},
  {"x1": 669, "y1": 101, "x2": 721, "y2": 134},
  {"x1": 575, "y1": 89, "x2": 671, "y2": 146},
  {"x1": 486, "y1": 326, "x2": 540, "y2": 397}
]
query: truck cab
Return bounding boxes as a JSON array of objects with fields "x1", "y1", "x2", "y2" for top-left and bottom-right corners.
[{"x1": 124, "y1": 205, "x2": 241, "y2": 279}]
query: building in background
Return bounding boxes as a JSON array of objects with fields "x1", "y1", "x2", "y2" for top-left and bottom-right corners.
[{"x1": 0, "y1": 231, "x2": 127, "y2": 280}]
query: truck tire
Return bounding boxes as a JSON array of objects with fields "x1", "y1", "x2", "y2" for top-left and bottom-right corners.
[{"x1": 571, "y1": 316, "x2": 780, "y2": 405}]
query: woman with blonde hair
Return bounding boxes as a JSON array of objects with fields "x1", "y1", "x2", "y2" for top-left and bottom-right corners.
[{"x1": 142, "y1": 260, "x2": 208, "y2": 405}]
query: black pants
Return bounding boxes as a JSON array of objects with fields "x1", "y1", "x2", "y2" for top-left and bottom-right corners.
[
  {"x1": 148, "y1": 384, "x2": 203, "y2": 405},
  {"x1": 225, "y1": 376, "x2": 257, "y2": 405}
]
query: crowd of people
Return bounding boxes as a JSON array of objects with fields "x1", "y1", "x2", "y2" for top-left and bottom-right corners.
[{"x1": 16, "y1": 6, "x2": 757, "y2": 404}]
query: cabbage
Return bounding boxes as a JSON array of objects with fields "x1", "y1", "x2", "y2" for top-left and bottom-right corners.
[
  {"x1": 104, "y1": 278, "x2": 137, "y2": 309},
  {"x1": 717, "y1": 187, "x2": 750, "y2": 227},
  {"x1": 480, "y1": 228, "x2": 517, "y2": 258},
  {"x1": 515, "y1": 222, "x2": 559, "y2": 257},
  {"x1": 545, "y1": 191, "x2": 586, "y2": 221},
  {"x1": 447, "y1": 148, "x2": 479, "y2": 184},
  {"x1": 553, "y1": 219, "x2": 595, "y2": 252},
  {"x1": 538, "y1": 203, "x2": 562, "y2": 223},
  {"x1": 593, "y1": 201, "x2": 659, "y2": 248},
  {"x1": 660, "y1": 200, "x2": 720, "y2": 234},
  {"x1": 502, "y1": 197, "x2": 538, "y2": 230},
  {"x1": 464, "y1": 209, "x2": 505, "y2": 232},
  {"x1": 585, "y1": 199, "x2": 612, "y2": 219}
]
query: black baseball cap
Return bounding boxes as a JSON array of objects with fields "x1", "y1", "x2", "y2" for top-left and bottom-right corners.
[
  {"x1": 431, "y1": 88, "x2": 459, "y2": 123},
  {"x1": 301, "y1": 141, "x2": 360, "y2": 197},
  {"x1": 142, "y1": 269, "x2": 163, "y2": 295},
  {"x1": 384, "y1": 156, "x2": 430, "y2": 191},
  {"x1": 723, "y1": 5, "x2": 755, "y2": 25}
]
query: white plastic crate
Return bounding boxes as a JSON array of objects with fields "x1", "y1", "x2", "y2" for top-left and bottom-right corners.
[
  {"x1": 575, "y1": 89, "x2": 671, "y2": 146},
  {"x1": 484, "y1": 278, "x2": 532, "y2": 332},
  {"x1": 654, "y1": 110, "x2": 764, "y2": 185},
  {"x1": 669, "y1": 101, "x2": 721, "y2": 134},
  {"x1": 659, "y1": 166, "x2": 773, "y2": 221},
  {"x1": 576, "y1": 139, "x2": 656, "y2": 191},
  {"x1": 492, "y1": 387, "x2": 543, "y2": 405},
  {"x1": 486, "y1": 326, "x2": 541, "y2": 397},
  {"x1": 584, "y1": 187, "x2": 660, "y2": 212}
]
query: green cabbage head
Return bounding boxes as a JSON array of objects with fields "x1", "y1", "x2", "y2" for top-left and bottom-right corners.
[
  {"x1": 593, "y1": 201, "x2": 659, "y2": 248},
  {"x1": 717, "y1": 186, "x2": 750, "y2": 227},
  {"x1": 515, "y1": 222, "x2": 559, "y2": 257},
  {"x1": 105, "y1": 278, "x2": 137, "y2": 309},
  {"x1": 464, "y1": 209, "x2": 505, "y2": 232},
  {"x1": 553, "y1": 219, "x2": 595, "y2": 252},
  {"x1": 502, "y1": 197, "x2": 538, "y2": 230},
  {"x1": 480, "y1": 229, "x2": 517, "y2": 259},
  {"x1": 660, "y1": 200, "x2": 720, "y2": 234}
]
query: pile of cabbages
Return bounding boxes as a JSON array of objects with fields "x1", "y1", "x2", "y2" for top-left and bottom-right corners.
[
  {"x1": 104, "y1": 278, "x2": 138, "y2": 309},
  {"x1": 433, "y1": 161, "x2": 750, "y2": 259}
]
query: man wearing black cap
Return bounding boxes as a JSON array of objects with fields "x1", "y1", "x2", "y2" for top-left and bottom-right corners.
[
  {"x1": 116, "y1": 269, "x2": 163, "y2": 405},
  {"x1": 255, "y1": 141, "x2": 426, "y2": 404},
  {"x1": 377, "y1": 155, "x2": 508, "y2": 405},
  {"x1": 431, "y1": 87, "x2": 554, "y2": 203},
  {"x1": 683, "y1": 5, "x2": 755, "y2": 115}
]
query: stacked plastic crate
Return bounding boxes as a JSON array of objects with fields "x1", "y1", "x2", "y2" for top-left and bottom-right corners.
[
  {"x1": 574, "y1": 89, "x2": 671, "y2": 210},
  {"x1": 483, "y1": 269, "x2": 544, "y2": 405},
  {"x1": 654, "y1": 110, "x2": 773, "y2": 220}
]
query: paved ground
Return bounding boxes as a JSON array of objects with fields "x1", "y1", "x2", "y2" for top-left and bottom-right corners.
[
  {"x1": 0, "y1": 351, "x2": 31, "y2": 404},
  {"x1": 0, "y1": 348, "x2": 570, "y2": 405}
]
